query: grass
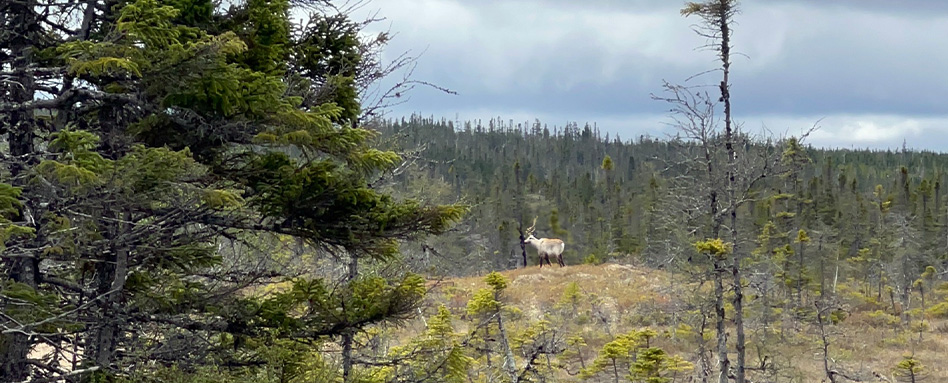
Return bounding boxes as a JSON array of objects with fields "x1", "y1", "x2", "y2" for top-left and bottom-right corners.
[{"x1": 404, "y1": 262, "x2": 948, "y2": 382}]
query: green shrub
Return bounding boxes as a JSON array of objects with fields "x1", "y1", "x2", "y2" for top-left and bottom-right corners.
[
  {"x1": 924, "y1": 301, "x2": 948, "y2": 319},
  {"x1": 829, "y1": 309, "x2": 848, "y2": 325},
  {"x1": 584, "y1": 254, "x2": 602, "y2": 265},
  {"x1": 866, "y1": 310, "x2": 900, "y2": 327}
]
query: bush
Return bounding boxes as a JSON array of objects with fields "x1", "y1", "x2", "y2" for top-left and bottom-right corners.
[
  {"x1": 829, "y1": 309, "x2": 848, "y2": 324},
  {"x1": 584, "y1": 254, "x2": 602, "y2": 265},
  {"x1": 924, "y1": 301, "x2": 948, "y2": 319},
  {"x1": 866, "y1": 310, "x2": 901, "y2": 327},
  {"x1": 910, "y1": 320, "x2": 929, "y2": 333}
]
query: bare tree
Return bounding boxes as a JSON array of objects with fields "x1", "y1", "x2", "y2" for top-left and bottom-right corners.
[
  {"x1": 814, "y1": 298, "x2": 863, "y2": 383},
  {"x1": 652, "y1": 2, "x2": 816, "y2": 383},
  {"x1": 680, "y1": 2, "x2": 743, "y2": 382}
]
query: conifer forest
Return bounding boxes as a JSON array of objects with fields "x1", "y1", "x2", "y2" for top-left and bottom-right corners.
[{"x1": 1, "y1": 0, "x2": 946, "y2": 382}]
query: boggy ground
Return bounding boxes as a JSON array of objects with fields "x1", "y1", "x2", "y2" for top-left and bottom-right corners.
[{"x1": 405, "y1": 263, "x2": 948, "y2": 382}]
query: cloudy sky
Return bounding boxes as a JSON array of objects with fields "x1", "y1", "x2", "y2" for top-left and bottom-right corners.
[{"x1": 337, "y1": 0, "x2": 948, "y2": 151}]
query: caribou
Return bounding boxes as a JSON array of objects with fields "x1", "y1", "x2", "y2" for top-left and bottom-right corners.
[{"x1": 523, "y1": 217, "x2": 566, "y2": 267}]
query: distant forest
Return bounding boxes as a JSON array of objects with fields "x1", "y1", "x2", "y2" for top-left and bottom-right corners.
[{"x1": 378, "y1": 115, "x2": 948, "y2": 289}]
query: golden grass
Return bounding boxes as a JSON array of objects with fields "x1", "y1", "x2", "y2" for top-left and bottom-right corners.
[
  {"x1": 447, "y1": 263, "x2": 671, "y2": 310},
  {"x1": 408, "y1": 263, "x2": 948, "y2": 382}
]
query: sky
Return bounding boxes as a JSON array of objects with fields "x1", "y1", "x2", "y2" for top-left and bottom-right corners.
[{"x1": 328, "y1": 0, "x2": 948, "y2": 151}]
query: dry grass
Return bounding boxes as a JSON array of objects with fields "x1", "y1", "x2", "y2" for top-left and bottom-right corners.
[
  {"x1": 448, "y1": 263, "x2": 670, "y2": 311},
  {"x1": 407, "y1": 263, "x2": 948, "y2": 382}
]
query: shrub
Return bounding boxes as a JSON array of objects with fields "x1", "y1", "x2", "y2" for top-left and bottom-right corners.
[
  {"x1": 866, "y1": 310, "x2": 901, "y2": 327},
  {"x1": 924, "y1": 301, "x2": 948, "y2": 319},
  {"x1": 584, "y1": 254, "x2": 602, "y2": 265}
]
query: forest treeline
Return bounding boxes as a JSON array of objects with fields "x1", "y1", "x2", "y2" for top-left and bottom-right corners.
[{"x1": 381, "y1": 114, "x2": 948, "y2": 283}]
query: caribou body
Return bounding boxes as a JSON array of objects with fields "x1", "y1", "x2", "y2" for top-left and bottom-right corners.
[{"x1": 523, "y1": 217, "x2": 566, "y2": 267}]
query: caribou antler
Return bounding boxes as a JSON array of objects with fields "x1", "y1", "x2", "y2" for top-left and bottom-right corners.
[{"x1": 525, "y1": 216, "x2": 538, "y2": 236}]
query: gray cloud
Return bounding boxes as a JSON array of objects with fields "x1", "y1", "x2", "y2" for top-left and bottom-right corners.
[
  {"x1": 345, "y1": 0, "x2": 948, "y2": 150},
  {"x1": 764, "y1": 0, "x2": 948, "y2": 15}
]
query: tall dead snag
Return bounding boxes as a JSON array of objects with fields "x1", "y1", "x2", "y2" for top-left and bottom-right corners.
[
  {"x1": 649, "y1": 1, "x2": 789, "y2": 382},
  {"x1": 680, "y1": 2, "x2": 743, "y2": 383},
  {"x1": 662, "y1": 2, "x2": 816, "y2": 382},
  {"x1": 651, "y1": 82, "x2": 719, "y2": 383}
]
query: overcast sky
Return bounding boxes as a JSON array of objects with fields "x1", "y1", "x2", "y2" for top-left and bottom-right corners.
[{"x1": 335, "y1": 0, "x2": 948, "y2": 151}]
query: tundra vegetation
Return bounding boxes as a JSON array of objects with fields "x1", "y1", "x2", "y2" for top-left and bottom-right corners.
[{"x1": 2, "y1": 0, "x2": 947, "y2": 382}]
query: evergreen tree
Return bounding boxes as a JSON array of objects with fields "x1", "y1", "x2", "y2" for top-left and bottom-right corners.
[
  {"x1": 0, "y1": 0, "x2": 462, "y2": 380},
  {"x1": 893, "y1": 356, "x2": 927, "y2": 383}
]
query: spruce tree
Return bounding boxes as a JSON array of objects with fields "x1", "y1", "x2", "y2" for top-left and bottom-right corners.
[{"x1": 0, "y1": 0, "x2": 462, "y2": 380}]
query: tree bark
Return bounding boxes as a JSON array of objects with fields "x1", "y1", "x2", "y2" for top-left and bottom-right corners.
[
  {"x1": 717, "y1": 1, "x2": 745, "y2": 381},
  {"x1": 696, "y1": 313, "x2": 712, "y2": 383},
  {"x1": 89, "y1": 209, "x2": 131, "y2": 370},
  {"x1": 0, "y1": 1, "x2": 40, "y2": 379},
  {"x1": 497, "y1": 313, "x2": 519, "y2": 383},
  {"x1": 833, "y1": 249, "x2": 840, "y2": 295},
  {"x1": 612, "y1": 360, "x2": 620, "y2": 383},
  {"x1": 342, "y1": 255, "x2": 358, "y2": 382},
  {"x1": 714, "y1": 260, "x2": 730, "y2": 383},
  {"x1": 798, "y1": 238, "x2": 805, "y2": 305},
  {"x1": 816, "y1": 302, "x2": 838, "y2": 383},
  {"x1": 342, "y1": 331, "x2": 354, "y2": 382}
]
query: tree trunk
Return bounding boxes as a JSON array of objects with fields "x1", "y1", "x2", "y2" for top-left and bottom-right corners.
[
  {"x1": 342, "y1": 255, "x2": 358, "y2": 382},
  {"x1": 731, "y1": 259, "x2": 745, "y2": 383},
  {"x1": 697, "y1": 313, "x2": 712, "y2": 383},
  {"x1": 798, "y1": 239, "x2": 805, "y2": 306},
  {"x1": 497, "y1": 313, "x2": 519, "y2": 383},
  {"x1": 342, "y1": 332, "x2": 354, "y2": 382},
  {"x1": 935, "y1": 181, "x2": 941, "y2": 226},
  {"x1": 817, "y1": 303, "x2": 838, "y2": 383},
  {"x1": 89, "y1": 209, "x2": 131, "y2": 370},
  {"x1": 577, "y1": 344, "x2": 587, "y2": 371},
  {"x1": 0, "y1": 261, "x2": 37, "y2": 381},
  {"x1": 714, "y1": 260, "x2": 730, "y2": 383},
  {"x1": 484, "y1": 326, "x2": 492, "y2": 368},
  {"x1": 0, "y1": 2, "x2": 39, "y2": 378},
  {"x1": 833, "y1": 250, "x2": 840, "y2": 295},
  {"x1": 718, "y1": 0, "x2": 744, "y2": 381},
  {"x1": 90, "y1": 254, "x2": 121, "y2": 368}
]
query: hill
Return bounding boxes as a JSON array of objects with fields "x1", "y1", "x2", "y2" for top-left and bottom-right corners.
[{"x1": 362, "y1": 114, "x2": 948, "y2": 382}]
